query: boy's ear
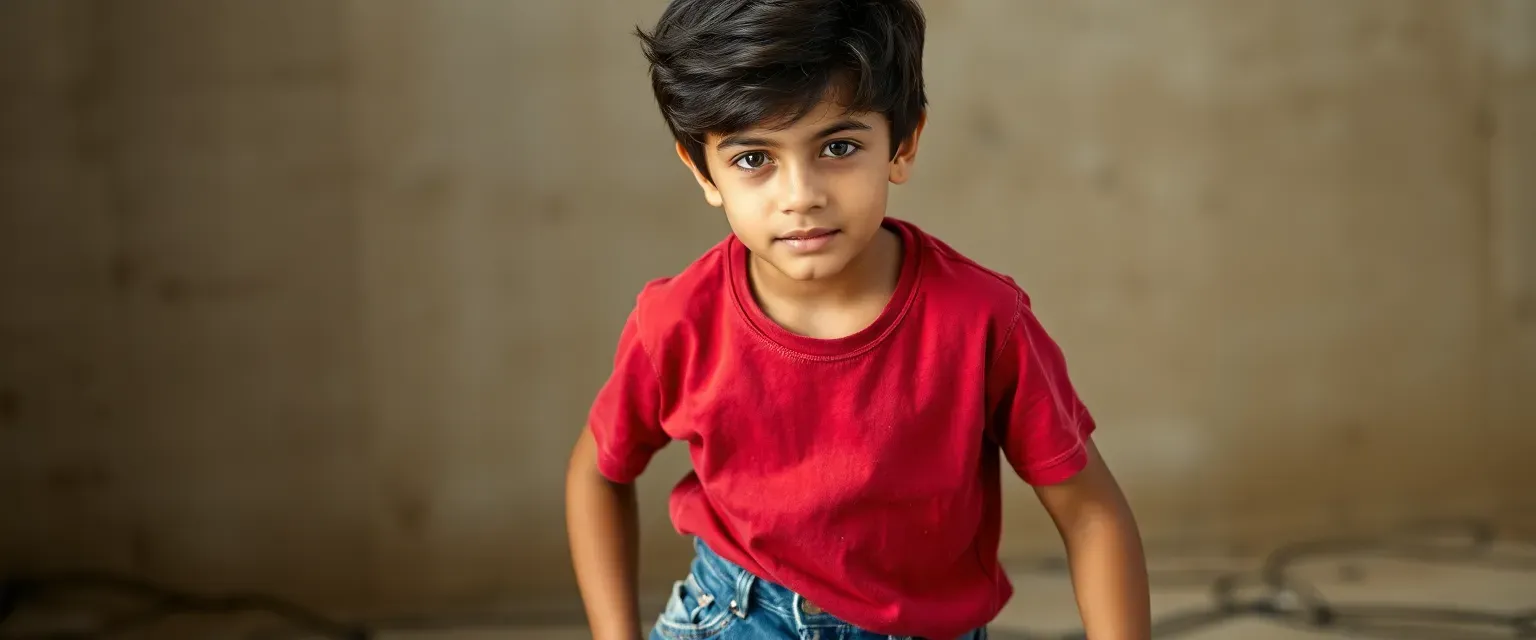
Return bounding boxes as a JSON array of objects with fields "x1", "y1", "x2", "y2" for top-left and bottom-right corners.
[
  {"x1": 889, "y1": 110, "x2": 927, "y2": 185},
  {"x1": 676, "y1": 141, "x2": 724, "y2": 207}
]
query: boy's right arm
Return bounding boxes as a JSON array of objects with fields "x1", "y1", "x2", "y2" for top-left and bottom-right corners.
[{"x1": 566, "y1": 426, "x2": 644, "y2": 640}]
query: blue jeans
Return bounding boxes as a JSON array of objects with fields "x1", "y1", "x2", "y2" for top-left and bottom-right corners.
[{"x1": 650, "y1": 537, "x2": 987, "y2": 640}]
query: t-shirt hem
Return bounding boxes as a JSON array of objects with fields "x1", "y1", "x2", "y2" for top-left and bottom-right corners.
[
  {"x1": 594, "y1": 449, "x2": 640, "y2": 484},
  {"x1": 1017, "y1": 415, "x2": 1097, "y2": 485},
  {"x1": 1019, "y1": 444, "x2": 1087, "y2": 485}
]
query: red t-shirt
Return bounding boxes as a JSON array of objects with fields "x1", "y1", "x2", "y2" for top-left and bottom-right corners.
[{"x1": 587, "y1": 217, "x2": 1096, "y2": 639}]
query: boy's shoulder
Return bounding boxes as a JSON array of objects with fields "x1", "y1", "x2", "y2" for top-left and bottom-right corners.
[
  {"x1": 624, "y1": 234, "x2": 735, "y2": 339},
  {"x1": 906, "y1": 220, "x2": 1032, "y2": 320}
]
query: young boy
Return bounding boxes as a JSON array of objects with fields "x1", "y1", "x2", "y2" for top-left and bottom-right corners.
[{"x1": 566, "y1": 1, "x2": 1152, "y2": 638}]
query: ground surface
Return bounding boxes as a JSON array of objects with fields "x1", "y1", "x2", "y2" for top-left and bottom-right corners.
[{"x1": 4, "y1": 534, "x2": 1532, "y2": 639}]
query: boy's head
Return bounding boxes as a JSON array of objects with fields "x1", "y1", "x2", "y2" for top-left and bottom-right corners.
[{"x1": 637, "y1": 0, "x2": 928, "y2": 284}]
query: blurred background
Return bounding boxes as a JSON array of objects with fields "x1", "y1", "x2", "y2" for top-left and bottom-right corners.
[{"x1": 1, "y1": 1, "x2": 1533, "y2": 638}]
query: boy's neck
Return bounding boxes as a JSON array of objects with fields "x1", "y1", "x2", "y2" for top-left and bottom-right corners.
[{"x1": 747, "y1": 226, "x2": 904, "y2": 338}]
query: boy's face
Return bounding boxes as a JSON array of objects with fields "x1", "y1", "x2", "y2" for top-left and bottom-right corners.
[{"x1": 677, "y1": 98, "x2": 924, "y2": 284}]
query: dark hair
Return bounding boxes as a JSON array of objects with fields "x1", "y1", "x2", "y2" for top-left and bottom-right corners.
[{"x1": 636, "y1": 0, "x2": 928, "y2": 183}]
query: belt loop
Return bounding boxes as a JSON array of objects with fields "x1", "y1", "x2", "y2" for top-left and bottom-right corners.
[{"x1": 730, "y1": 568, "x2": 755, "y2": 619}]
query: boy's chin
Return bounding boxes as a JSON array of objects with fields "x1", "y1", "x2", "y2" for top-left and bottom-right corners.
[{"x1": 759, "y1": 253, "x2": 851, "y2": 283}]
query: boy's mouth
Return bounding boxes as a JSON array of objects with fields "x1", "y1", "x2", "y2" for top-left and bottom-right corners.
[{"x1": 776, "y1": 228, "x2": 839, "y2": 253}]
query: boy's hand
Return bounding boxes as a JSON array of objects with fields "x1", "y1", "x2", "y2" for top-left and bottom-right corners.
[
  {"x1": 1034, "y1": 439, "x2": 1152, "y2": 640},
  {"x1": 566, "y1": 427, "x2": 646, "y2": 640}
]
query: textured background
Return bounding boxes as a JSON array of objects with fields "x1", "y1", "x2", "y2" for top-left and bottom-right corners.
[{"x1": 2, "y1": 0, "x2": 1532, "y2": 620}]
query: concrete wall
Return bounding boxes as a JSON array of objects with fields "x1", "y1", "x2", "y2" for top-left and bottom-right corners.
[
  {"x1": 0, "y1": 0, "x2": 374, "y2": 603},
  {"x1": 2, "y1": 0, "x2": 1531, "y2": 619}
]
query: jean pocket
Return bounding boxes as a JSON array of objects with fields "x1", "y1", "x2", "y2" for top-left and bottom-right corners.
[{"x1": 653, "y1": 573, "x2": 735, "y2": 640}]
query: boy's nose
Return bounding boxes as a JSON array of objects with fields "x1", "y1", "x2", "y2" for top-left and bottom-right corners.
[{"x1": 777, "y1": 165, "x2": 828, "y2": 214}]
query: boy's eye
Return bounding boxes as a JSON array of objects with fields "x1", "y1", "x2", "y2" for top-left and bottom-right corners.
[
  {"x1": 734, "y1": 152, "x2": 769, "y2": 170},
  {"x1": 823, "y1": 141, "x2": 858, "y2": 158}
]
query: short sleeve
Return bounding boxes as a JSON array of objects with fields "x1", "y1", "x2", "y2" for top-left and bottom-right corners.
[
  {"x1": 586, "y1": 306, "x2": 671, "y2": 483},
  {"x1": 987, "y1": 299, "x2": 1097, "y2": 486}
]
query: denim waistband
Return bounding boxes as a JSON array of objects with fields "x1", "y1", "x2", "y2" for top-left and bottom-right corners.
[{"x1": 688, "y1": 536, "x2": 857, "y2": 629}]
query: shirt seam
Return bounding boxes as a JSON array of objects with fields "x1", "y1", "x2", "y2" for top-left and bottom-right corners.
[
  {"x1": 1023, "y1": 436, "x2": 1087, "y2": 474},
  {"x1": 633, "y1": 297, "x2": 668, "y2": 431},
  {"x1": 978, "y1": 288, "x2": 1026, "y2": 449},
  {"x1": 731, "y1": 284, "x2": 923, "y2": 362},
  {"x1": 987, "y1": 288, "x2": 1028, "y2": 378}
]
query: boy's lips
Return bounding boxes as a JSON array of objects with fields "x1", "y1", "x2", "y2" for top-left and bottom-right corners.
[{"x1": 776, "y1": 228, "x2": 839, "y2": 253}]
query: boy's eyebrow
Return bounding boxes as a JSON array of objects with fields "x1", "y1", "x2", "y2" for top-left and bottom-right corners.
[
  {"x1": 715, "y1": 119, "x2": 874, "y2": 150},
  {"x1": 813, "y1": 119, "x2": 874, "y2": 139}
]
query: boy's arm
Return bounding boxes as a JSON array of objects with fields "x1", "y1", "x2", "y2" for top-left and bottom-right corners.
[
  {"x1": 1034, "y1": 438, "x2": 1152, "y2": 640},
  {"x1": 566, "y1": 427, "x2": 643, "y2": 640}
]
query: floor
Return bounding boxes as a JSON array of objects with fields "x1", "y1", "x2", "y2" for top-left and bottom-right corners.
[
  {"x1": 371, "y1": 545, "x2": 1535, "y2": 639},
  {"x1": 4, "y1": 534, "x2": 1531, "y2": 639}
]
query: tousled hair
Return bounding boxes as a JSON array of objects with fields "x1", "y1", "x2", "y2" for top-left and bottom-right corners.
[{"x1": 636, "y1": 0, "x2": 928, "y2": 182}]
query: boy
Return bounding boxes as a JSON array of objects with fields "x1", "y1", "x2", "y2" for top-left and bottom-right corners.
[{"x1": 566, "y1": 1, "x2": 1152, "y2": 638}]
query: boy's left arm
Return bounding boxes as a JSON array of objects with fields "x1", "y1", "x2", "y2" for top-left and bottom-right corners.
[{"x1": 1034, "y1": 438, "x2": 1152, "y2": 640}]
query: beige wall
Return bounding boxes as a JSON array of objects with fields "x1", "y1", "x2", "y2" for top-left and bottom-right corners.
[{"x1": 2, "y1": 0, "x2": 1532, "y2": 619}]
